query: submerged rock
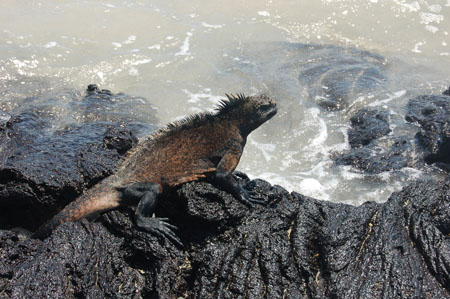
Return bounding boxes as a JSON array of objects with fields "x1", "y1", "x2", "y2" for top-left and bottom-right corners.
[
  {"x1": 69, "y1": 84, "x2": 158, "y2": 126},
  {"x1": 294, "y1": 44, "x2": 387, "y2": 110},
  {"x1": 226, "y1": 42, "x2": 388, "y2": 111},
  {"x1": 443, "y1": 86, "x2": 450, "y2": 96}
]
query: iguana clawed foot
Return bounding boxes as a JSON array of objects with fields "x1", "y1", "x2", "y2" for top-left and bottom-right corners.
[
  {"x1": 236, "y1": 187, "x2": 267, "y2": 207},
  {"x1": 135, "y1": 215, "x2": 183, "y2": 248},
  {"x1": 121, "y1": 182, "x2": 183, "y2": 248}
]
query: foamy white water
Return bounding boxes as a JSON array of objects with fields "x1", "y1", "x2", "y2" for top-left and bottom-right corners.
[{"x1": 1, "y1": 0, "x2": 449, "y2": 205}]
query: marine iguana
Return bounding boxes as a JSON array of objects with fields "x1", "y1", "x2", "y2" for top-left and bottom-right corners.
[{"x1": 32, "y1": 94, "x2": 277, "y2": 245}]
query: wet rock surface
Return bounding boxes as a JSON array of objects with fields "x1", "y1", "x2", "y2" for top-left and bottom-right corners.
[
  {"x1": 347, "y1": 108, "x2": 391, "y2": 148},
  {"x1": 1, "y1": 173, "x2": 449, "y2": 298},
  {"x1": 333, "y1": 136, "x2": 419, "y2": 174},
  {"x1": 334, "y1": 89, "x2": 450, "y2": 174},
  {"x1": 443, "y1": 86, "x2": 450, "y2": 96},
  {"x1": 185, "y1": 177, "x2": 449, "y2": 298},
  {"x1": 70, "y1": 84, "x2": 158, "y2": 126},
  {"x1": 333, "y1": 107, "x2": 420, "y2": 174},
  {"x1": 0, "y1": 223, "x2": 146, "y2": 298},
  {"x1": 0, "y1": 86, "x2": 150, "y2": 230},
  {"x1": 406, "y1": 92, "x2": 450, "y2": 169}
]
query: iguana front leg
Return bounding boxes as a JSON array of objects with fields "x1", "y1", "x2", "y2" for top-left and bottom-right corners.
[
  {"x1": 214, "y1": 140, "x2": 264, "y2": 206},
  {"x1": 120, "y1": 182, "x2": 182, "y2": 247}
]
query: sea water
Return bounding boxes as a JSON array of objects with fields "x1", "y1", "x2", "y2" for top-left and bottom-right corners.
[{"x1": 1, "y1": 0, "x2": 449, "y2": 205}]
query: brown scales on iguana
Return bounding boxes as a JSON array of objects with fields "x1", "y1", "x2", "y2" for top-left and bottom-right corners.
[{"x1": 33, "y1": 94, "x2": 277, "y2": 245}]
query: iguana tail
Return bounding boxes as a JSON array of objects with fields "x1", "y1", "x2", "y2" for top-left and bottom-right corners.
[{"x1": 32, "y1": 182, "x2": 121, "y2": 240}]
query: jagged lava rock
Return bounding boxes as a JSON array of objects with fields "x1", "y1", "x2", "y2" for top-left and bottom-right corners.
[
  {"x1": 333, "y1": 136, "x2": 417, "y2": 174},
  {"x1": 1, "y1": 174, "x2": 448, "y2": 298},
  {"x1": 0, "y1": 222, "x2": 148, "y2": 298},
  {"x1": 0, "y1": 114, "x2": 137, "y2": 230},
  {"x1": 182, "y1": 176, "x2": 449, "y2": 298},
  {"x1": 333, "y1": 107, "x2": 418, "y2": 174},
  {"x1": 348, "y1": 108, "x2": 391, "y2": 148},
  {"x1": 406, "y1": 92, "x2": 450, "y2": 169},
  {"x1": 0, "y1": 86, "x2": 151, "y2": 230}
]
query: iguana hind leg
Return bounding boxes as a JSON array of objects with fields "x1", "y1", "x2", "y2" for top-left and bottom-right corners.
[{"x1": 121, "y1": 182, "x2": 182, "y2": 247}]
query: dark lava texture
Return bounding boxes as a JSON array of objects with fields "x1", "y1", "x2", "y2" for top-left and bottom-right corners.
[
  {"x1": 0, "y1": 85, "x2": 449, "y2": 298},
  {"x1": 406, "y1": 92, "x2": 450, "y2": 168},
  {"x1": 1, "y1": 174, "x2": 449, "y2": 298},
  {"x1": 347, "y1": 108, "x2": 391, "y2": 148},
  {"x1": 334, "y1": 89, "x2": 450, "y2": 173},
  {"x1": 0, "y1": 86, "x2": 150, "y2": 230},
  {"x1": 333, "y1": 107, "x2": 418, "y2": 174}
]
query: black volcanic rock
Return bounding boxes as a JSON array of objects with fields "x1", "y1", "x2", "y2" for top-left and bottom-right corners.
[
  {"x1": 348, "y1": 108, "x2": 391, "y2": 148},
  {"x1": 0, "y1": 113, "x2": 137, "y2": 230},
  {"x1": 1, "y1": 174, "x2": 449, "y2": 298},
  {"x1": 333, "y1": 136, "x2": 417, "y2": 173},
  {"x1": 443, "y1": 86, "x2": 450, "y2": 96},
  {"x1": 333, "y1": 107, "x2": 419, "y2": 174},
  {"x1": 406, "y1": 94, "x2": 450, "y2": 169},
  {"x1": 103, "y1": 126, "x2": 138, "y2": 154},
  {"x1": 0, "y1": 222, "x2": 151, "y2": 298},
  {"x1": 334, "y1": 90, "x2": 450, "y2": 174},
  {"x1": 0, "y1": 86, "x2": 150, "y2": 230}
]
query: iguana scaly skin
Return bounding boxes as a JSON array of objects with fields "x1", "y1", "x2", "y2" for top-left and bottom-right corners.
[{"x1": 33, "y1": 94, "x2": 277, "y2": 245}]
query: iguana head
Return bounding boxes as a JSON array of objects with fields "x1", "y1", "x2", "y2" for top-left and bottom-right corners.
[{"x1": 218, "y1": 93, "x2": 277, "y2": 135}]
